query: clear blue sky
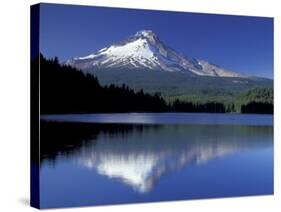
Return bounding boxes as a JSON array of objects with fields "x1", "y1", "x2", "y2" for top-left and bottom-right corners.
[{"x1": 39, "y1": 3, "x2": 273, "y2": 79}]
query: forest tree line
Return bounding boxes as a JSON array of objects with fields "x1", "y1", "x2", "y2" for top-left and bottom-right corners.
[{"x1": 34, "y1": 55, "x2": 273, "y2": 114}]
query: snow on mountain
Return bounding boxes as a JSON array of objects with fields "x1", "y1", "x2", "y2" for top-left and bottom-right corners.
[{"x1": 65, "y1": 30, "x2": 246, "y2": 78}]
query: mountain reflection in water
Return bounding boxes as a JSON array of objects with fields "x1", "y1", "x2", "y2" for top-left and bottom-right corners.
[{"x1": 40, "y1": 122, "x2": 272, "y2": 193}]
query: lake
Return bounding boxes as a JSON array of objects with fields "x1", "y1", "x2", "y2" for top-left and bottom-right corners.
[{"x1": 39, "y1": 113, "x2": 273, "y2": 208}]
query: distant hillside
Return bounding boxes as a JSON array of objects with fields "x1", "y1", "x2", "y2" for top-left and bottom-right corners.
[
  {"x1": 36, "y1": 55, "x2": 273, "y2": 114},
  {"x1": 92, "y1": 69, "x2": 273, "y2": 103}
]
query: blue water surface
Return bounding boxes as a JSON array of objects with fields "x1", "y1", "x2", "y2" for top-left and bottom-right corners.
[{"x1": 39, "y1": 113, "x2": 273, "y2": 208}]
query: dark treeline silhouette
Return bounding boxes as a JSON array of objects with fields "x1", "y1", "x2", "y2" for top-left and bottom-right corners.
[
  {"x1": 40, "y1": 121, "x2": 162, "y2": 165},
  {"x1": 241, "y1": 102, "x2": 273, "y2": 114},
  {"x1": 172, "y1": 99, "x2": 226, "y2": 113},
  {"x1": 34, "y1": 54, "x2": 273, "y2": 114},
  {"x1": 37, "y1": 54, "x2": 167, "y2": 114}
]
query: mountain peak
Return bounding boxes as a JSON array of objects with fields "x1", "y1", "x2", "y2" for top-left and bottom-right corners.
[
  {"x1": 135, "y1": 30, "x2": 157, "y2": 39},
  {"x1": 66, "y1": 30, "x2": 247, "y2": 78}
]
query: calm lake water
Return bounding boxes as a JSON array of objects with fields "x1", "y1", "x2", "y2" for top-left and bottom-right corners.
[{"x1": 40, "y1": 113, "x2": 273, "y2": 208}]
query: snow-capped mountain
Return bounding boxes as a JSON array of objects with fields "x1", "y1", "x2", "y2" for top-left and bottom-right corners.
[{"x1": 65, "y1": 30, "x2": 246, "y2": 78}]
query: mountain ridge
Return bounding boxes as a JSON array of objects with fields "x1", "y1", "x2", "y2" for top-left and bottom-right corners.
[{"x1": 65, "y1": 30, "x2": 247, "y2": 78}]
